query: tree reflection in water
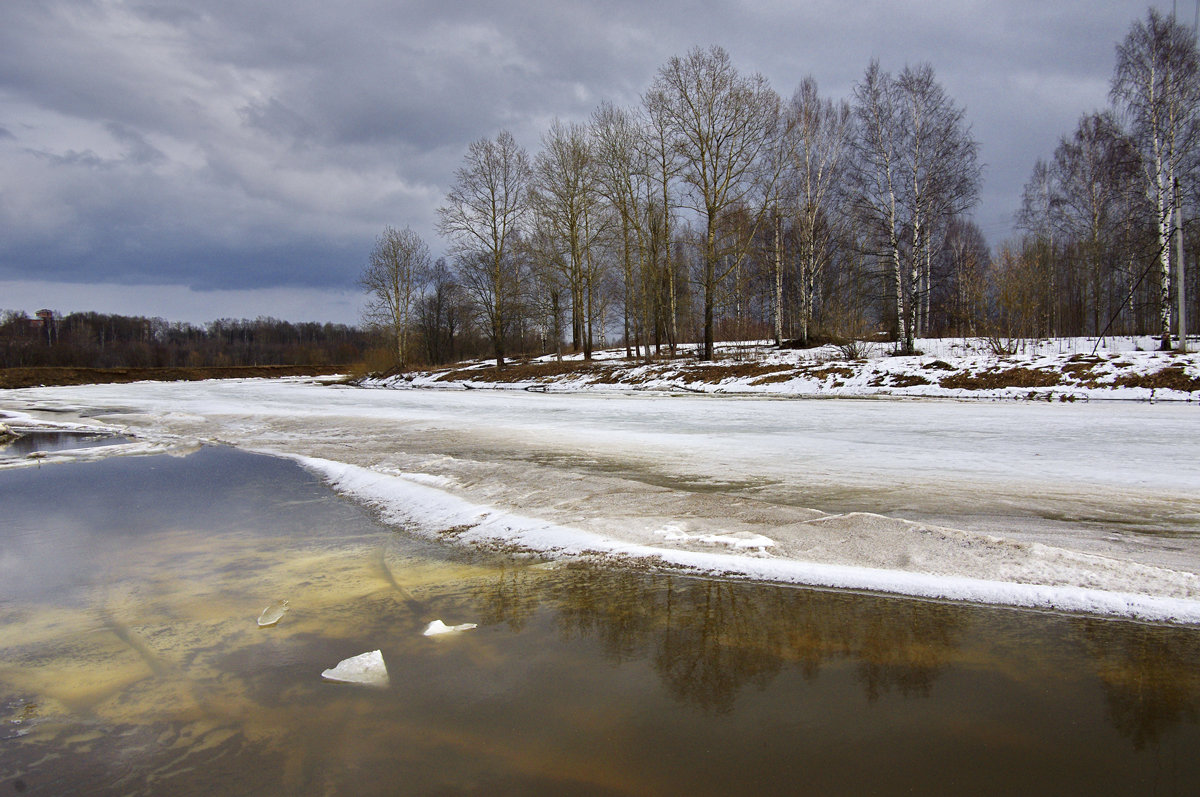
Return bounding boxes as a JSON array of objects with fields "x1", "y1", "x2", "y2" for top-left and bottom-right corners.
[
  {"x1": 475, "y1": 559, "x2": 1200, "y2": 751},
  {"x1": 1075, "y1": 618, "x2": 1200, "y2": 750},
  {"x1": 476, "y1": 560, "x2": 968, "y2": 713}
]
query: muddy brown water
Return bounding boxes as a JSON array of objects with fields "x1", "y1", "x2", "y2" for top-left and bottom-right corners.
[{"x1": 2, "y1": 446, "x2": 1199, "y2": 796}]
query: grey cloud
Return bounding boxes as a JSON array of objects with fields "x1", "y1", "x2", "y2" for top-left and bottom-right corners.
[
  {"x1": 0, "y1": 0, "x2": 1185, "y2": 314},
  {"x1": 103, "y1": 121, "x2": 167, "y2": 165}
]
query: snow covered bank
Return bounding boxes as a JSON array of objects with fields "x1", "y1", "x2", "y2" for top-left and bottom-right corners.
[{"x1": 375, "y1": 336, "x2": 1200, "y2": 402}]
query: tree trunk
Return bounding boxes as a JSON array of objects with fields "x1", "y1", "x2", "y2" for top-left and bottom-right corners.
[{"x1": 773, "y1": 215, "x2": 783, "y2": 346}]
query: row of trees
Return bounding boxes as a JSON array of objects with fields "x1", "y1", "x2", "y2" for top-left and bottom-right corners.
[
  {"x1": 366, "y1": 11, "x2": 1197, "y2": 369},
  {"x1": 366, "y1": 45, "x2": 983, "y2": 367},
  {"x1": 0, "y1": 310, "x2": 372, "y2": 369},
  {"x1": 1014, "y1": 8, "x2": 1199, "y2": 347}
]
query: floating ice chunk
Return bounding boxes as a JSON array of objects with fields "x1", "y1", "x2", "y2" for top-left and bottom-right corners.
[
  {"x1": 257, "y1": 599, "x2": 289, "y2": 627},
  {"x1": 321, "y1": 650, "x2": 389, "y2": 687},
  {"x1": 423, "y1": 619, "x2": 478, "y2": 636}
]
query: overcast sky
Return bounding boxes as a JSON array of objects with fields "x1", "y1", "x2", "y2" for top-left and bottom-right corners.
[{"x1": 0, "y1": 1, "x2": 1189, "y2": 325}]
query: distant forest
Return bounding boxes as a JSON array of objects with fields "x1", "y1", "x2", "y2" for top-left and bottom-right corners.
[{"x1": 0, "y1": 310, "x2": 374, "y2": 370}]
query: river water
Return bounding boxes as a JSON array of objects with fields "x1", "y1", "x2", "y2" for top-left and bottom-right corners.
[{"x1": 2, "y1": 443, "x2": 1200, "y2": 795}]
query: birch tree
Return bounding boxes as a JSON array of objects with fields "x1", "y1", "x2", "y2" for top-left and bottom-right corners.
[
  {"x1": 359, "y1": 225, "x2": 429, "y2": 369},
  {"x1": 851, "y1": 61, "x2": 979, "y2": 353},
  {"x1": 788, "y1": 78, "x2": 853, "y2": 345},
  {"x1": 437, "y1": 130, "x2": 532, "y2": 368},
  {"x1": 851, "y1": 61, "x2": 905, "y2": 344},
  {"x1": 1112, "y1": 8, "x2": 1200, "y2": 348},
  {"x1": 895, "y1": 63, "x2": 981, "y2": 353},
  {"x1": 531, "y1": 119, "x2": 601, "y2": 358},
  {"x1": 590, "y1": 102, "x2": 652, "y2": 359}
]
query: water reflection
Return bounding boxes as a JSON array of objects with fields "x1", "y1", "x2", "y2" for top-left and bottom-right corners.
[
  {"x1": 0, "y1": 430, "x2": 128, "y2": 457},
  {"x1": 480, "y1": 562, "x2": 967, "y2": 713},
  {"x1": 1075, "y1": 618, "x2": 1200, "y2": 750}
]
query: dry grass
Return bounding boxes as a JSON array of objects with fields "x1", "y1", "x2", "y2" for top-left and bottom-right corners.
[
  {"x1": 939, "y1": 367, "x2": 1062, "y2": 390},
  {"x1": 679, "y1": 363, "x2": 795, "y2": 382},
  {"x1": 1114, "y1": 366, "x2": 1200, "y2": 393}
]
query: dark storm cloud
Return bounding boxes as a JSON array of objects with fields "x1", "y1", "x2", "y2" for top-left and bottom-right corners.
[{"x1": 0, "y1": 0, "x2": 1187, "y2": 316}]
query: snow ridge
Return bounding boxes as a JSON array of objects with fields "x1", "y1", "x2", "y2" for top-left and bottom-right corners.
[{"x1": 291, "y1": 454, "x2": 1200, "y2": 626}]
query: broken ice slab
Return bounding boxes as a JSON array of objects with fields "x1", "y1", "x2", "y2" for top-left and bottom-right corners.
[
  {"x1": 423, "y1": 619, "x2": 478, "y2": 636},
  {"x1": 257, "y1": 599, "x2": 289, "y2": 627},
  {"x1": 321, "y1": 650, "x2": 389, "y2": 687}
]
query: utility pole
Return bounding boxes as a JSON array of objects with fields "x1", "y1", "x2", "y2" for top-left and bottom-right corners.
[{"x1": 1178, "y1": 180, "x2": 1189, "y2": 352}]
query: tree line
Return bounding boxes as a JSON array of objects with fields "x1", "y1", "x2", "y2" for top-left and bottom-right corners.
[
  {"x1": 0, "y1": 310, "x2": 372, "y2": 369},
  {"x1": 366, "y1": 10, "x2": 1199, "y2": 370},
  {"x1": 1012, "y1": 8, "x2": 1199, "y2": 348},
  {"x1": 367, "y1": 45, "x2": 983, "y2": 367}
]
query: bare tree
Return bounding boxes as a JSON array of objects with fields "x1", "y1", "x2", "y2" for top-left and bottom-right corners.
[
  {"x1": 591, "y1": 101, "x2": 656, "y2": 359},
  {"x1": 940, "y1": 218, "x2": 990, "y2": 337},
  {"x1": 852, "y1": 61, "x2": 980, "y2": 353},
  {"x1": 851, "y1": 60, "x2": 905, "y2": 344},
  {"x1": 437, "y1": 130, "x2": 532, "y2": 367},
  {"x1": 531, "y1": 119, "x2": 602, "y2": 358},
  {"x1": 643, "y1": 89, "x2": 684, "y2": 353},
  {"x1": 1112, "y1": 8, "x2": 1200, "y2": 348},
  {"x1": 895, "y1": 63, "x2": 981, "y2": 353},
  {"x1": 359, "y1": 225, "x2": 429, "y2": 369},
  {"x1": 788, "y1": 77, "x2": 854, "y2": 345},
  {"x1": 415, "y1": 258, "x2": 466, "y2": 366},
  {"x1": 1016, "y1": 157, "x2": 1061, "y2": 336},
  {"x1": 1052, "y1": 112, "x2": 1142, "y2": 334},
  {"x1": 650, "y1": 45, "x2": 783, "y2": 360}
]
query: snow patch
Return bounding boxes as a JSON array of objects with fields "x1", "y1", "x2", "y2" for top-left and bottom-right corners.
[{"x1": 656, "y1": 523, "x2": 775, "y2": 552}]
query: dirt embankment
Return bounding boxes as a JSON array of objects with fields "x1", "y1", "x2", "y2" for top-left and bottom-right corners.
[{"x1": 0, "y1": 365, "x2": 347, "y2": 389}]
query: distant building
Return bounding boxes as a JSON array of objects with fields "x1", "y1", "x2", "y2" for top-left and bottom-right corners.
[{"x1": 32, "y1": 309, "x2": 56, "y2": 344}]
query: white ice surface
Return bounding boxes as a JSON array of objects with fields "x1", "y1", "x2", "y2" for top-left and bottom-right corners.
[
  {"x1": 2, "y1": 376, "x2": 1199, "y2": 623},
  {"x1": 320, "y1": 649, "x2": 389, "y2": 687},
  {"x1": 423, "y1": 620, "x2": 478, "y2": 636}
]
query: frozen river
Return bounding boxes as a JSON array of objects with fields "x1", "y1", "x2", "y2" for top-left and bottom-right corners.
[{"x1": 3, "y1": 378, "x2": 1199, "y2": 621}]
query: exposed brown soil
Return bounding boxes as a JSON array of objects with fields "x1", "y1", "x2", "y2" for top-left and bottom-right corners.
[
  {"x1": 19, "y1": 354, "x2": 1186, "y2": 398},
  {"x1": 435, "y1": 360, "x2": 604, "y2": 383},
  {"x1": 426, "y1": 356, "x2": 1200, "y2": 397},
  {"x1": 679, "y1": 363, "x2": 795, "y2": 382},
  {"x1": 883, "y1": 373, "x2": 933, "y2": 388},
  {"x1": 939, "y1": 367, "x2": 1063, "y2": 391},
  {"x1": 1114, "y1": 366, "x2": 1200, "y2": 393},
  {"x1": 0, "y1": 365, "x2": 346, "y2": 389}
]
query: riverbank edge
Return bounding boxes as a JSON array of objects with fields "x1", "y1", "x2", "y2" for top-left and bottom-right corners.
[{"x1": 367, "y1": 345, "x2": 1200, "y2": 403}]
